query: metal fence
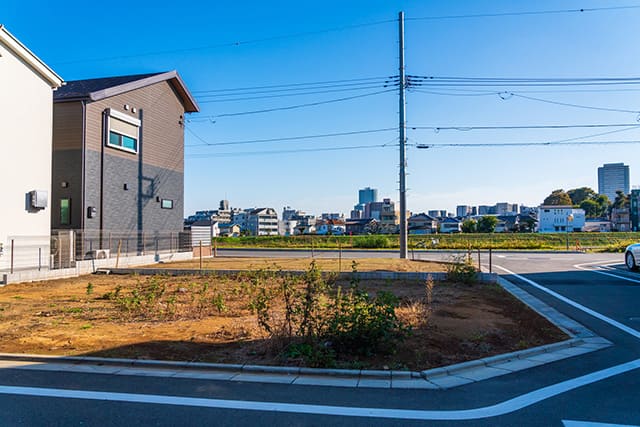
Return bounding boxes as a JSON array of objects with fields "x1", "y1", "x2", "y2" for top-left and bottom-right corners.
[
  {"x1": 1, "y1": 230, "x2": 192, "y2": 273},
  {"x1": 0, "y1": 235, "x2": 50, "y2": 273}
]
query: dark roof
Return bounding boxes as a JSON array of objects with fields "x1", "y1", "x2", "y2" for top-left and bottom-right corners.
[{"x1": 54, "y1": 71, "x2": 199, "y2": 112}]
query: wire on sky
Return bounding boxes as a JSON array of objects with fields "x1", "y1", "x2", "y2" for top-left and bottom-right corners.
[
  {"x1": 406, "y1": 5, "x2": 640, "y2": 21},
  {"x1": 185, "y1": 127, "x2": 397, "y2": 147},
  {"x1": 189, "y1": 89, "x2": 396, "y2": 121}
]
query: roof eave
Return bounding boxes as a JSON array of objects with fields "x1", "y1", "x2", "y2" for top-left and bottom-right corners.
[
  {"x1": 0, "y1": 24, "x2": 63, "y2": 88},
  {"x1": 88, "y1": 70, "x2": 199, "y2": 112}
]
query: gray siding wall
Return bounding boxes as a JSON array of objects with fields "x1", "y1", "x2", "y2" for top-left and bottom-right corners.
[
  {"x1": 51, "y1": 149, "x2": 83, "y2": 229},
  {"x1": 85, "y1": 149, "x2": 183, "y2": 234}
]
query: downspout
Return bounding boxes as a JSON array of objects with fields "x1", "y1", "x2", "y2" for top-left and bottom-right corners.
[
  {"x1": 80, "y1": 100, "x2": 86, "y2": 232},
  {"x1": 100, "y1": 110, "x2": 106, "y2": 247}
]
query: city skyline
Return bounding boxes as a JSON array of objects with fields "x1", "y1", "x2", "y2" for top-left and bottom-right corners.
[{"x1": 5, "y1": 1, "x2": 640, "y2": 217}]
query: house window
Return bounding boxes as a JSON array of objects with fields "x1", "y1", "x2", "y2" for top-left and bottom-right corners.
[
  {"x1": 60, "y1": 198, "x2": 70, "y2": 225},
  {"x1": 161, "y1": 199, "x2": 174, "y2": 209},
  {"x1": 106, "y1": 108, "x2": 140, "y2": 154}
]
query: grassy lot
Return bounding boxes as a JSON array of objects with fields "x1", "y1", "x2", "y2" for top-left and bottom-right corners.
[
  {"x1": 214, "y1": 232, "x2": 640, "y2": 252},
  {"x1": 0, "y1": 259, "x2": 565, "y2": 370}
]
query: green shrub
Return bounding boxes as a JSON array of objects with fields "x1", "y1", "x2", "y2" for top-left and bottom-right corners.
[
  {"x1": 353, "y1": 235, "x2": 391, "y2": 249},
  {"x1": 446, "y1": 255, "x2": 477, "y2": 284}
]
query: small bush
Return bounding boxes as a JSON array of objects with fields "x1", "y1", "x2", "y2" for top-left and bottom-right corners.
[
  {"x1": 353, "y1": 235, "x2": 391, "y2": 249},
  {"x1": 446, "y1": 255, "x2": 477, "y2": 284}
]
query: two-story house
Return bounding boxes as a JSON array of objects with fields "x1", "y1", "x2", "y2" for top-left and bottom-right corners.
[{"x1": 51, "y1": 71, "x2": 199, "y2": 258}]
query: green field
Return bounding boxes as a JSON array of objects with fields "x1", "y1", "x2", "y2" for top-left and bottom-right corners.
[{"x1": 214, "y1": 233, "x2": 640, "y2": 252}]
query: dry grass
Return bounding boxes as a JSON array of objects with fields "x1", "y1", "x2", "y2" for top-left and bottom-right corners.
[{"x1": 150, "y1": 257, "x2": 447, "y2": 272}]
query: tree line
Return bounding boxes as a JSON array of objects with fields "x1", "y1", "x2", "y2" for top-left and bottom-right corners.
[{"x1": 543, "y1": 187, "x2": 629, "y2": 218}]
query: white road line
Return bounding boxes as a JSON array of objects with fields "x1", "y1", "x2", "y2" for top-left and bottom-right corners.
[
  {"x1": 563, "y1": 421, "x2": 640, "y2": 427},
  {"x1": 574, "y1": 261, "x2": 640, "y2": 285},
  {"x1": 0, "y1": 358, "x2": 639, "y2": 420},
  {"x1": 494, "y1": 265, "x2": 640, "y2": 339}
]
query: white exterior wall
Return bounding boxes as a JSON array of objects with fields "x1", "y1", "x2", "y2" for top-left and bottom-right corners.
[
  {"x1": 537, "y1": 206, "x2": 586, "y2": 233},
  {"x1": 0, "y1": 35, "x2": 58, "y2": 271}
]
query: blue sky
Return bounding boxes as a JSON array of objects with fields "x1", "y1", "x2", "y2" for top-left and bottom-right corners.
[{"x1": 5, "y1": 0, "x2": 640, "y2": 216}]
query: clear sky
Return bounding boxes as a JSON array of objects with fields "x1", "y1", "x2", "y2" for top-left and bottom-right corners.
[{"x1": 5, "y1": 0, "x2": 640, "y2": 217}]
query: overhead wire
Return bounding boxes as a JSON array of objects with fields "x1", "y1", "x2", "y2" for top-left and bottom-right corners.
[
  {"x1": 406, "y1": 5, "x2": 640, "y2": 21},
  {"x1": 185, "y1": 127, "x2": 397, "y2": 147},
  {"x1": 196, "y1": 83, "x2": 397, "y2": 103},
  {"x1": 53, "y1": 19, "x2": 397, "y2": 65},
  {"x1": 186, "y1": 138, "x2": 399, "y2": 158},
  {"x1": 188, "y1": 88, "x2": 396, "y2": 121},
  {"x1": 193, "y1": 76, "x2": 398, "y2": 94},
  {"x1": 409, "y1": 123, "x2": 640, "y2": 131}
]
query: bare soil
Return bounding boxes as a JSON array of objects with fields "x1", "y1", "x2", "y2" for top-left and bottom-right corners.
[
  {"x1": 151, "y1": 257, "x2": 448, "y2": 272},
  {"x1": 0, "y1": 258, "x2": 566, "y2": 370}
]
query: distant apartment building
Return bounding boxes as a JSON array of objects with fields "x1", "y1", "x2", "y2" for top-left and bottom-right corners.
[
  {"x1": 611, "y1": 208, "x2": 631, "y2": 232},
  {"x1": 243, "y1": 208, "x2": 278, "y2": 236},
  {"x1": 495, "y1": 202, "x2": 518, "y2": 216},
  {"x1": 478, "y1": 205, "x2": 497, "y2": 215},
  {"x1": 185, "y1": 200, "x2": 233, "y2": 225},
  {"x1": 321, "y1": 213, "x2": 344, "y2": 221},
  {"x1": 598, "y1": 163, "x2": 630, "y2": 202},
  {"x1": 279, "y1": 207, "x2": 314, "y2": 235},
  {"x1": 537, "y1": 206, "x2": 585, "y2": 233},
  {"x1": 428, "y1": 210, "x2": 447, "y2": 218},
  {"x1": 456, "y1": 205, "x2": 473, "y2": 218}
]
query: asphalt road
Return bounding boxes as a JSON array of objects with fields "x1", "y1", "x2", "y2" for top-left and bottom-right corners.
[{"x1": 1, "y1": 250, "x2": 639, "y2": 426}]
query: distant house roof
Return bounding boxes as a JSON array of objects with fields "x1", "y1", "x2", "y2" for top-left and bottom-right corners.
[
  {"x1": 53, "y1": 70, "x2": 199, "y2": 112},
  {"x1": 345, "y1": 218, "x2": 377, "y2": 225},
  {"x1": 0, "y1": 25, "x2": 63, "y2": 88},
  {"x1": 409, "y1": 213, "x2": 436, "y2": 221}
]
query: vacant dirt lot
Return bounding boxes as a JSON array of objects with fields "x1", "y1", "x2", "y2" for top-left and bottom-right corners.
[
  {"x1": 151, "y1": 256, "x2": 448, "y2": 272},
  {"x1": 0, "y1": 259, "x2": 566, "y2": 370}
]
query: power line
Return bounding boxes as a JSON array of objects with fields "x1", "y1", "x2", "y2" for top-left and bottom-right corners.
[
  {"x1": 188, "y1": 89, "x2": 396, "y2": 121},
  {"x1": 196, "y1": 83, "x2": 396, "y2": 103},
  {"x1": 408, "y1": 75, "x2": 640, "y2": 83},
  {"x1": 416, "y1": 139, "x2": 640, "y2": 149},
  {"x1": 408, "y1": 88, "x2": 640, "y2": 115},
  {"x1": 409, "y1": 123, "x2": 640, "y2": 131},
  {"x1": 409, "y1": 87, "x2": 640, "y2": 95},
  {"x1": 185, "y1": 127, "x2": 397, "y2": 147},
  {"x1": 193, "y1": 76, "x2": 398, "y2": 94},
  {"x1": 186, "y1": 140, "x2": 398, "y2": 158},
  {"x1": 406, "y1": 5, "x2": 640, "y2": 21},
  {"x1": 53, "y1": 19, "x2": 396, "y2": 65},
  {"x1": 509, "y1": 93, "x2": 640, "y2": 114}
]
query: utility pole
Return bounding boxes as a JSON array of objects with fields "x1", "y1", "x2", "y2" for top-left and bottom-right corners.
[{"x1": 398, "y1": 11, "x2": 408, "y2": 259}]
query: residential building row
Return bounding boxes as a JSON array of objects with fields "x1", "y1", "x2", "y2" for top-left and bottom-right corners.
[{"x1": 1, "y1": 25, "x2": 199, "y2": 271}]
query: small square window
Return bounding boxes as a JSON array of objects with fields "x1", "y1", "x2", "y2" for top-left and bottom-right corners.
[{"x1": 161, "y1": 199, "x2": 173, "y2": 209}]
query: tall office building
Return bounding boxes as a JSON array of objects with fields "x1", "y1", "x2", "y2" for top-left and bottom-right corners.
[
  {"x1": 598, "y1": 163, "x2": 630, "y2": 202},
  {"x1": 354, "y1": 187, "x2": 378, "y2": 213},
  {"x1": 359, "y1": 187, "x2": 378, "y2": 205}
]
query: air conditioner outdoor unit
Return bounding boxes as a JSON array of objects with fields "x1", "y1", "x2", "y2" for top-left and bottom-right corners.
[{"x1": 87, "y1": 249, "x2": 110, "y2": 260}]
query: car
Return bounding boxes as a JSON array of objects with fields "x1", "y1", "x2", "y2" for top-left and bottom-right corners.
[{"x1": 625, "y1": 243, "x2": 640, "y2": 271}]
